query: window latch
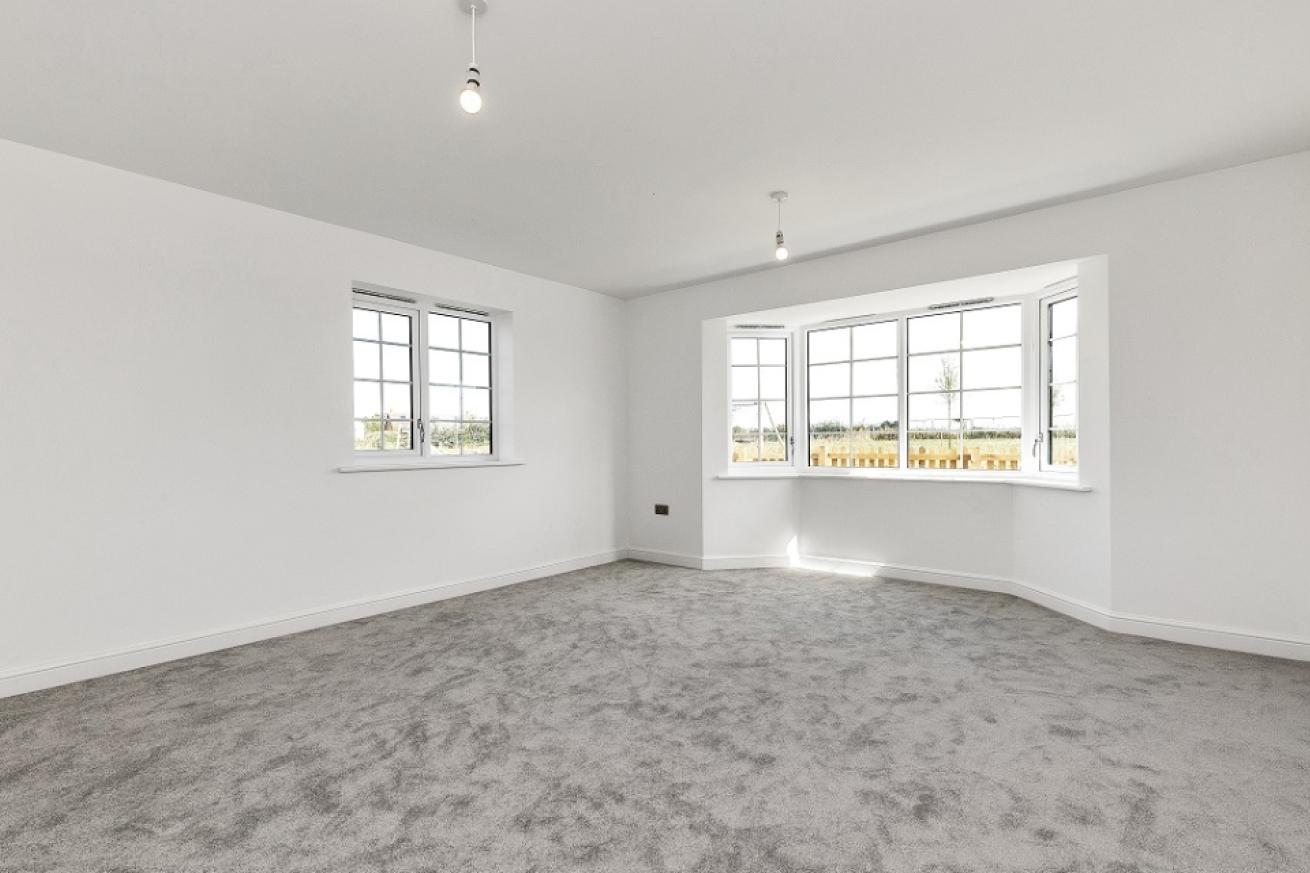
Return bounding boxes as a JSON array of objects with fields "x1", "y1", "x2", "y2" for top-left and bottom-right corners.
[
  {"x1": 417, "y1": 420, "x2": 427, "y2": 447},
  {"x1": 1031, "y1": 432, "x2": 1044, "y2": 458}
]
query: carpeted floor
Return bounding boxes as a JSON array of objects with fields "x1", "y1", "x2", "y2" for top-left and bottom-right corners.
[{"x1": 2, "y1": 561, "x2": 1308, "y2": 872}]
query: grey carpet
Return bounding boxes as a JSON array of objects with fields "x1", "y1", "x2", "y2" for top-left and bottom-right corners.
[{"x1": 1, "y1": 561, "x2": 1308, "y2": 873}]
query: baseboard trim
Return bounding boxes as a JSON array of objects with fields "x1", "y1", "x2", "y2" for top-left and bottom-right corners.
[
  {"x1": 792, "y1": 553, "x2": 1310, "y2": 662},
  {"x1": 623, "y1": 548, "x2": 706, "y2": 569},
  {"x1": 0, "y1": 550, "x2": 625, "y2": 699}
]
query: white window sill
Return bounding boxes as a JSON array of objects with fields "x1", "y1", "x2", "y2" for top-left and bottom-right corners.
[
  {"x1": 338, "y1": 458, "x2": 525, "y2": 474},
  {"x1": 716, "y1": 468, "x2": 1089, "y2": 492}
]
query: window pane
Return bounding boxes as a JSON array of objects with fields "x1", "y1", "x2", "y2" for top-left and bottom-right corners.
[
  {"x1": 758, "y1": 366, "x2": 786, "y2": 400},
  {"x1": 429, "y1": 314, "x2": 460, "y2": 349},
  {"x1": 963, "y1": 388, "x2": 1021, "y2": 429},
  {"x1": 381, "y1": 420, "x2": 413, "y2": 451},
  {"x1": 352, "y1": 308, "x2": 379, "y2": 340},
  {"x1": 962, "y1": 387, "x2": 1021, "y2": 470},
  {"x1": 1051, "y1": 382, "x2": 1077, "y2": 417},
  {"x1": 353, "y1": 420, "x2": 379, "y2": 451},
  {"x1": 1051, "y1": 297, "x2": 1078, "y2": 339},
  {"x1": 760, "y1": 428, "x2": 787, "y2": 462},
  {"x1": 460, "y1": 422, "x2": 492, "y2": 455},
  {"x1": 1051, "y1": 416, "x2": 1078, "y2": 466},
  {"x1": 852, "y1": 321, "x2": 896, "y2": 359},
  {"x1": 429, "y1": 349, "x2": 460, "y2": 385},
  {"x1": 758, "y1": 338, "x2": 786, "y2": 365},
  {"x1": 908, "y1": 393, "x2": 961, "y2": 469},
  {"x1": 431, "y1": 421, "x2": 460, "y2": 455},
  {"x1": 462, "y1": 319, "x2": 491, "y2": 354},
  {"x1": 733, "y1": 434, "x2": 761, "y2": 463},
  {"x1": 908, "y1": 312, "x2": 958, "y2": 354},
  {"x1": 962, "y1": 346, "x2": 1021, "y2": 390},
  {"x1": 809, "y1": 429, "x2": 850, "y2": 467},
  {"x1": 809, "y1": 362, "x2": 850, "y2": 399},
  {"x1": 463, "y1": 353, "x2": 490, "y2": 387},
  {"x1": 809, "y1": 398, "x2": 850, "y2": 429},
  {"x1": 963, "y1": 305, "x2": 1021, "y2": 348},
  {"x1": 852, "y1": 359, "x2": 897, "y2": 396},
  {"x1": 731, "y1": 367, "x2": 758, "y2": 400},
  {"x1": 908, "y1": 392, "x2": 958, "y2": 431},
  {"x1": 1051, "y1": 336, "x2": 1077, "y2": 383},
  {"x1": 463, "y1": 388, "x2": 491, "y2": 420},
  {"x1": 382, "y1": 382, "x2": 411, "y2": 419},
  {"x1": 808, "y1": 327, "x2": 849, "y2": 364},
  {"x1": 380, "y1": 313, "x2": 410, "y2": 344},
  {"x1": 353, "y1": 381, "x2": 381, "y2": 418},
  {"x1": 852, "y1": 396, "x2": 897, "y2": 430},
  {"x1": 381, "y1": 344, "x2": 410, "y2": 382},
  {"x1": 730, "y1": 338, "x2": 757, "y2": 365},
  {"x1": 732, "y1": 402, "x2": 759, "y2": 432},
  {"x1": 353, "y1": 340, "x2": 380, "y2": 379},
  {"x1": 908, "y1": 352, "x2": 960, "y2": 394},
  {"x1": 761, "y1": 400, "x2": 787, "y2": 436},
  {"x1": 430, "y1": 386, "x2": 460, "y2": 420}
]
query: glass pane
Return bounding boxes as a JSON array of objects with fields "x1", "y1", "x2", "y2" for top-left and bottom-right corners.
[
  {"x1": 908, "y1": 312, "x2": 958, "y2": 354},
  {"x1": 430, "y1": 386, "x2": 460, "y2": 420},
  {"x1": 908, "y1": 352, "x2": 960, "y2": 394},
  {"x1": 731, "y1": 367, "x2": 758, "y2": 400},
  {"x1": 908, "y1": 392, "x2": 961, "y2": 470},
  {"x1": 962, "y1": 346, "x2": 1021, "y2": 390},
  {"x1": 1051, "y1": 417, "x2": 1078, "y2": 466},
  {"x1": 963, "y1": 388, "x2": 1021, "y2": 429},
  {"x1": 460, "y1": 422, "x2": 492, "y2": 455},
  {"x1": 353, "y1": 420, "x2": 380, "y2": 451},
  {"x1": 760, "y1": 428, "x2": 787, "y2": 462},
  {"x1": 381, "y1": 344, "x2": 410, "y2": 382},
  {"x1": 429, "y1": 349, "x2": 460, "y2": 385},
  {"x1": 462, "y1": 319, "x2": 491, "y2": 354},
  {"x1": 733, "y1": 434, "x2": 760, "y2": 463},
  {"x1": 1051, "y1": 336, "x2": 1077, "y2": 383},
  {"x1": 758, "y1": 366, "x2": 786, "y2": 400},
  {"x1": 963, "y1": 305, "x2": 1021, "y2": 348},
  {"x1": 380, "y1": 312, "x2": 410, "y2": 344},
  {"x1": 463, "y1": 353, "x2": 490, "y2": 387},
  {"x1": 761, "y1": 400, "x2": 787, "y2": 436},
  {"x1": 851, "y1": 396, "x2": 899, "y2": 468},
  {"x1": 852, "y1": 396, "x2": 897, "y2": 430},
  {"x1": 732, "y1": 402, "x2": 759, "y2": 433},
  {"x1": 463, "y1": 387, "x2": 491, "y2": 420},
  {"x1": 908, "y1": 392, "x2": 958, "y2": 432},
  {"x1": 809, "y1": 398, "x2": 850, "y2": 429},
  {"x1": 353, "y1": 381, "x2": 381, "y2": 418},
  {"x1": 809, "y1": 429, "x2": 850, "y2": 467},
  {"x1": 730, "y1": 338, "x2": 757, "y2": 365},
  {"x1": 1050, "y1": 297, "x2": 1078, "y2": 340},
  {"x1": 758, "y1": 338, "x2": 786, "y2": 365},
  {"x1": 1051, "y1": 382, "x2": 1077, "y2": 417},
  {"x1": 852, "y1": 321, "x2": 897, "y2": 359},
  {"x1": 808, "y1": 327, "x2": 849, "y2": 364},
  {"x1": 808, "y1": 362, "x2": 850, "y2": 399},
  {"x1": 382, "y1": 382, "x2": 411, "y2": 419},
  {"x1": 381, "y1": 420, "x2": 413, "y2": 451},
  {"x1": 430, "y1": 421, "x2": 460, "y2": 455},
  {"x1": 429, "y1": 314, "x2": 460, "y2": 349},
  {"x1": 852, "y1": 359, "x2": 897, "y2": 396},
  {"x1": 352, "y1": 309, "x2": 379, "y2": 340},
  {"x1": 353, "y1": 340, "x2": 380, "y2": 379},
  {"x1": 963, "y1": 387, "x2": 1022, "y2": 470}
]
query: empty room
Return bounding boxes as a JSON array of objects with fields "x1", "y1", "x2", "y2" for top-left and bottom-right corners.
[{"x1": 2, "y1": 2, "x2": 1309, "y2": 871}]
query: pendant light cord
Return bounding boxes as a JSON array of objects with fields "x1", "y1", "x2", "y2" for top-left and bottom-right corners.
[
  {"x1": 777, "y1": 198, "x2": 782, "y2": 233},
  {"x1": 470, "y1": 4, "x2": 477, "y2": 67}
]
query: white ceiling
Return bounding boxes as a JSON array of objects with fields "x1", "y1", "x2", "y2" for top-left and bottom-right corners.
[{"x1": 2, "y1": 2, "x2": 1309, "y2": 298}]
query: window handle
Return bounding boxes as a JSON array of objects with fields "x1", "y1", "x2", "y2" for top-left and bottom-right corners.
[
  {"x1": 417, "y1": 420, "x2": 426, "y2": 447},
  {"x1": 1031, "y1": 432, "x2": 1044, "y2": 458}
]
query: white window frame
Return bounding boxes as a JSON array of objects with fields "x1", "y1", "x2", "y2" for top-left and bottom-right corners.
[
  {"x1": 795, "y1": 295, "x2": 1029, "y2": 475},
  {"x1": 1038, "y1": 282, "x2": 1079, "y2": 473},
  {"x1": 351, "y1": 285, "x2": 510, "y2": 466},
  {"x1": 727, "y1": 330, "x2": 791, "y2": 467}
]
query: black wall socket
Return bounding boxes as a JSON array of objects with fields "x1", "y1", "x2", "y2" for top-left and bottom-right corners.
[{"x1": 654, "y1": 504, "x2": 669, "y2": 516}]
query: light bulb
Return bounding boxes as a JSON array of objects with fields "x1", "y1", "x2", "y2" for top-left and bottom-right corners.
[
  {"x1": 775, "y1": 244, "x2": 789, "y2": 261},
  {"x1": 460, "y1": 82, "x2": 482, "y2": 114}
]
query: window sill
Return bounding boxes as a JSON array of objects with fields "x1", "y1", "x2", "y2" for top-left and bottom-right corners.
[
  {"x1": 716, "y1": 469, "x2": 1089, "y2": 491},
  {"x1": 338, "y1": 458, "x2": 524, "y2": 474}
]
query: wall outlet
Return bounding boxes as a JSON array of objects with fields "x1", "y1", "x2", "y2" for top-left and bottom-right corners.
[{"x1": 654, "y1": 504, "x2": 669, "y2": 516}]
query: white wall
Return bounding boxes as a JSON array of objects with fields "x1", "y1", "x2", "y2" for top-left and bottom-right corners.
[
  {"x1": 627, "y1": 149, "x2": 1310, "y2": 653},
  {"x1": 0, "y1": 140, "x2": 628, "y2": 691}
]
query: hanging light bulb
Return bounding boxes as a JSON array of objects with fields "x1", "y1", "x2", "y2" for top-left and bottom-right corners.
[
  {"x1": 770, "y1": 191, "x2": 790, "y2": 261},
  {"x1": 458, "y1": 1, "x2": 486, "y2": 115}
]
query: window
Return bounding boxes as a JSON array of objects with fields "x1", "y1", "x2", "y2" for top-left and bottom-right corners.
[
  {"x1": 1042, "y1": 292, "x2": 1078, "y2": 469},
  {"x1": 730, "y1": 336, "x2": 788, "y2": 463},
  {"x1": 907, "y1": 304, "x2": 1022, "y2": 470},
  {"x1": 807, "y1": 321, "x2": 899, "y2": 468},
  {"x1": 352, "y1": 291, "x2": 496, "y2": 459}
]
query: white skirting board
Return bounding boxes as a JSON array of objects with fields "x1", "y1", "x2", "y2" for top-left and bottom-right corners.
[
  {"x1": 630, "y1": 550, "x2": 1310, "y2": 662},
  {"x1": 0, "y1": 550, "x2": 625, "y2": 699}
]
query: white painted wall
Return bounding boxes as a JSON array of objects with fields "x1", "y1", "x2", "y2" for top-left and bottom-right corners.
[
  {"x1": 0, "y1": 140, "x2": 628, "y2": 689},
  {"x1": 627, "y1": 149, "x2": 1310, "y2": 650}
]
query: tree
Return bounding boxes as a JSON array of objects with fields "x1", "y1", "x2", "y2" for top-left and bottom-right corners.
[{"x1": 935, "y1": 357, "x2": 959, "y2": 431}]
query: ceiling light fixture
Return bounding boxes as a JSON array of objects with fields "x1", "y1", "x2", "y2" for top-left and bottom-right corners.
[
  {"x1": 458, "y1": 0, "x2": 487, "y2": 115},
  {"x1": 770, "y1": 191, "x2": 790, "y2": 261}
]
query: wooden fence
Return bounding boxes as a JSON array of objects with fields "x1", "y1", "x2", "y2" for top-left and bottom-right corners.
[{"x1": 810, "y1": 443, "x2": 1023, "y2": 470}]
